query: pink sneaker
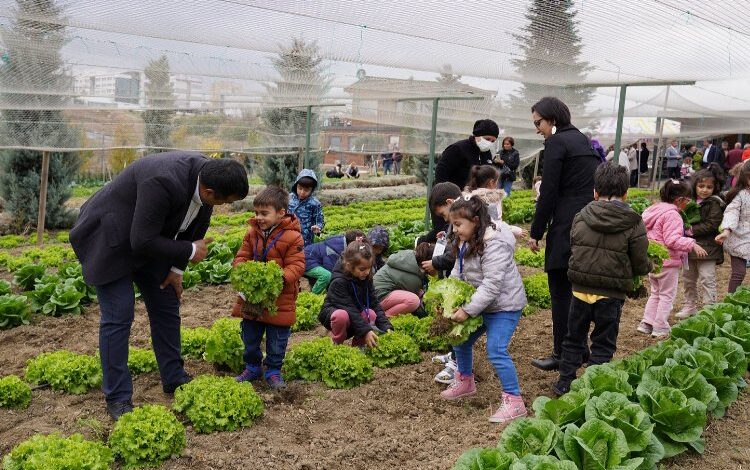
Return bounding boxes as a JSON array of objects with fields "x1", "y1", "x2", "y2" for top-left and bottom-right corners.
[
  {"x1": 440, "y1": 372, "x2": 476, "y2": 400},
  {"x1": 488, "y1": 392, "x2": 528, "y2": 423}
]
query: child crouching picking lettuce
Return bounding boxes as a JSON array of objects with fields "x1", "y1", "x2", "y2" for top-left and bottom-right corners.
[
  {"x1": 231, "y1": 186, "x2": 305, "y2": 390},
  {"x1": 440, "y1": 195, "x2": 528, "y2": 423}
]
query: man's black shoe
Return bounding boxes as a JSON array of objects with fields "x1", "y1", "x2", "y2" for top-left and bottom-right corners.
[
  {"x1": 106, "y1": 400, "x2": 133, "y2": 421},
  {"x1": 551, "y1": 381, "x2": 570, "y2": 397},
  {"x1": 531, "y1": 355, "x2": 560, "y2": 371},
  {"x1": 163, "y1": 374, "x2": 193, "y2": 394}
]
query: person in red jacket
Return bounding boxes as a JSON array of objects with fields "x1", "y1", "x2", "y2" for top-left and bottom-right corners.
[{"x1": 231, "y1": 186, "x2": 305, "y2": 389}]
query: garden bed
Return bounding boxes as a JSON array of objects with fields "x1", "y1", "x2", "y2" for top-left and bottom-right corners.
[{"x1": 0, "y1": 256, "x2": 746, "y2": 469}]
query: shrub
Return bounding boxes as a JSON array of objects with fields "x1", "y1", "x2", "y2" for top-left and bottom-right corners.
[
  {"x1": 25, "y1": 350, "x2": 102, "y2": 394},
  {"x1": 2, "y1": 433, "x2": 113, "y2": 470},
  {"x1": 0, "y1": 294, "x2": 32, "y2": 329},
  {"x1": 173, "y1": 375, "x2": 264, "y2": 433},
  {"x1": 108, "y1": 404, "x2": 185, "y2": 469},
  {"x1": 0, "y1": 374, "x2": 32, "y2": 409},
  {"x1": 128, "y1": 348, "x2": 158, "y2": 375},
  {"x1": 181, "y1": 326, "x2": 210, "y2": 359},
  {"x1": 366, "y1": 331, "x2": 421, "y2": 368},
  {"x1": 203, "y1": 318, "x2": 244, "y2": 373},
  {"x1": 293, "y1": 291, "x2": 325, "y2": 332},
  {"x1": 283, "y1": 337, "x2": 334, "y2": 382},
  {"x1": 319, "y1": 344, "x2": 374, "y2": 389}
]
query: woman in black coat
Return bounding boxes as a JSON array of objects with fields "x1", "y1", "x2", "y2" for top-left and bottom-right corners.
[
  {"x1": 528, "y1": 97, "x2": 601, "y2": 372},
  {"x1": 639, "y1": 142, "x2": 650, "y2": 174},
  {"x1": 494, "y1": 136, "x2": 520, "y2": 196}
]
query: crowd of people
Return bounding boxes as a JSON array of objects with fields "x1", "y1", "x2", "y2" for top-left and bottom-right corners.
[{"x1": 68, "y1": 97, "x2": 750, "y2": 427}]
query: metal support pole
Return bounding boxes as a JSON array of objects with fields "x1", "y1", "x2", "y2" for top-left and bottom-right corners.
[
  {"x1": 36, "y1": 151, "x2": 50, "y2": 246},
  {"x1": 650, "y1": 86, "x2": 671, "y2": 192},
  {"x1": 612, "y1": 85, "x2": 628, "y2": 159},
  {"x1": 425, "y1": 97, "x2": 440, "y2": 228},
  {"x1": 304, "y1": 105, "x2": 312, "y2": 169}
]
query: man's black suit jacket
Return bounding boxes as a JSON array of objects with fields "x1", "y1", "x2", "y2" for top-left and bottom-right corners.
[{"x1": 70, "y1": 152, "x2": 213, "y2": 286}]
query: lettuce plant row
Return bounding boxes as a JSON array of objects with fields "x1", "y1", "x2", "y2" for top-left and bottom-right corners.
[{"x1": 452, "y1": 286, "x2": 750, "y2": 469}]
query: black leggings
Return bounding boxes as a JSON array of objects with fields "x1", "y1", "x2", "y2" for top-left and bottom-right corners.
[{"x1": 547, "y1": 268, "x2": 573, "y2": 357}]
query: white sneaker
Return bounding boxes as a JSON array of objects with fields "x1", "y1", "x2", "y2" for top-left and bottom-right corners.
[
  {"x1": 432, "y1": 352, "x2": 453, "y2": 365},
  {"x1": 434, "y1": 360, "x2": 457, "y2": 384},
  {"x1": 636, "y1": 322, "x2": 652, "y2": 335}
]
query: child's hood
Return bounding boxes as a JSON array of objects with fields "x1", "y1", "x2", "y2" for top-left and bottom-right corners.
[
  {"x1": 580, "y1": 200, "x2": 642, "y2": 234},
  {"x1": 291, "y1": 168, "x2": 319, "y2": 195},
  {"x1": 642, "y1": 202, "x2": 679, "y2": 231}
]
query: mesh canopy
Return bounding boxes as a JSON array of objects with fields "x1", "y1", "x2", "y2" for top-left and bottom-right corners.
[{"x1": 1, "y1": 0, "x2": 749, "y2": 158}]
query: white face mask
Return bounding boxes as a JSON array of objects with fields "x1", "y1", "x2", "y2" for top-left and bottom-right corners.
[{"x1": 476, "y1": 138, "x2": 494, "y2": 152}]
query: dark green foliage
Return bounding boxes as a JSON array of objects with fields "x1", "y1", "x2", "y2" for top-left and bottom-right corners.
[{"x1": 143, "y1": 55, "x2": 176, "y2": 151}]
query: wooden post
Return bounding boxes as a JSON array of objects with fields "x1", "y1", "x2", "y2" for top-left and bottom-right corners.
[
  {"x1": 533, "y1": 152, "x2": 540, "y2": 179},
  {"x1": 36, "y1": 151, "x2": 50, "y2": 246}
]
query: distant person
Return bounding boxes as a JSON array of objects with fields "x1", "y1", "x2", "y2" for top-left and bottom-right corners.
[
  {"x1": 69, "y1": 152, "x2": 249, "y2": 420},
  {"x1": 289, "y1": 169, "x2": 324, "y2": 246},
  {"x1": 742, "y1": 143, "x2": 750, "y2": 162},
  {"x1": 382, "y1": 152, "x2": 394, "y2": 175},
  {"x1": 680, "y1": 155, "x2": 696, "y2": 180},
  {"x1": 702, "y1": 138, "x2": 724, "y2": 169},
  {"x1": 345, "y1": 163, "x2": 360, "y2": 179},
  {"x1": 665, "y1": 140, "x2": 681, "y2": 179},
  {"x1": 368, "y1": 225, "x2": 390, "y2": 272},
  {"x1": 493, "y1": 136, "x2": 520, "y2": 196},
  {"x1": 584, "y1": 130, "x2": 607, "y2": 162},
  {"x1": 325, "y1": 163, "x2": 345, "y2": 179},
  {"x1": 726, "y1": 142, "x2": 744, "y2": 174},
  {"x1": 627, "y1": 143, "x2": 639, "y2": 187},
  {"x1": 393, "y1": 148, "x2": 403, "y2": 175},
  {"x1": 639, "y1": 142, "x2": 650, "y2": 174}
]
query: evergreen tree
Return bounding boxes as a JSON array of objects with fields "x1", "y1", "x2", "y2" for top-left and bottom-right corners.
[
  {"x1": 510, "y1": 0, "x2": 592, "y2": 118},
  {"x1": 143, "y1": 55, "x2": 176, "y2": 151},
  {"x1": 259, "y1": 37, "x2": 328, "y2": 189},
  {"x1": 0, "y1": 0, "x2": 80, "y2": 231}
]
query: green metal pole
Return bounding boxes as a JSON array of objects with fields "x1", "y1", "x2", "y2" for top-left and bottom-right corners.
[
  {"x1": 612, "y1": 85, "x2": 628, "y2": 161},
  {"x1": 425, "y1": 98, "x2": 440, "y2": 228},
  {"x1": 304, "y1": 105, "x2": 312, "y2": 168}
]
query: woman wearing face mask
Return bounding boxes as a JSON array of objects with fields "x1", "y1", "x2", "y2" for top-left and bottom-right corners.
[
  {"x1": 527, "y1": 97, "x2": 601, "y2": 372},
  {"x1": 421, "y1": 119, "x2": 499, "y2": 244}
]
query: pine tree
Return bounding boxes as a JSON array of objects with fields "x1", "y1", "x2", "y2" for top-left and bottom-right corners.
[
  {"x1": 510, "y1": 0, "x2": 592, "y2": 118},
  {"x1": 143, "y1": 55, "x2": 176, "y2": 151},
  {"x1": 259, "y1": 37, "x2": 328, "y2": 189},
  {"x1": 0, "y1": 0, "x2": 80, "y2": 231}
]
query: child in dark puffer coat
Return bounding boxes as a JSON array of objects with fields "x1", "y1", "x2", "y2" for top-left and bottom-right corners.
[{"x1": 319, "y1": 240, "x2": 393, "y2": 348}]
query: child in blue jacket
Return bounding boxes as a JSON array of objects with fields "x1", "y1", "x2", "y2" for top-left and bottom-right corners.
[
  {"x1": 289, "y1": 169, "x2": 324, "y2": 246},
  {"x1": 304, "y1": 230, "x2": 365, "y2": 294}
]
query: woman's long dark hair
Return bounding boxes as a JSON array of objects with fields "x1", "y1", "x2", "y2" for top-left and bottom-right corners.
[{"x1": 448, "y1": 195, "x2": 494, "y2": 258}]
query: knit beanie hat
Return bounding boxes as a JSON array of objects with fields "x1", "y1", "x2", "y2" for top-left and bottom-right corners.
[
  {"x1": 367, "y1": 225, "x2": 390, "y2": 249},
  {"x1": 472, "y1": 119, "x2": 500, "y2": 138}
]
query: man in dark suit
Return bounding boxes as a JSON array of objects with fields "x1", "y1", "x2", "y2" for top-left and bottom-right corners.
[
  {"x1": 70, "y1": 152, "x2": 248, "y2": 419},
  {"x1": 701, "y1": 138, "x2": 725, "y2": 168}
]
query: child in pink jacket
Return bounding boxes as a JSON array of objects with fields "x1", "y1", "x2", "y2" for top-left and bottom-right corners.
[{"x1": 638, "y1": 179, "x2": 708, "y2": 338}]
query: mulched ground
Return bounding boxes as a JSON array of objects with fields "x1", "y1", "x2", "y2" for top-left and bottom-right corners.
[{"x1": 0, "y1": 254, "x2": 748, "y2": 469}]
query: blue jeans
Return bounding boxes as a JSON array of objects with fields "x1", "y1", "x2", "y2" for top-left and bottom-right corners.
[
  {"x1": 501, "y1": 179, "x2": 513, "y2": 197},
  {"x1": 96, "y1": 261, "x2": 186, "y2": 404},
  {"x1": 241, "y1": 320, "x2": 291, "y2": 377},
  {"x1": 454, "y1": 311, "x2": 522, "y2": 396}
]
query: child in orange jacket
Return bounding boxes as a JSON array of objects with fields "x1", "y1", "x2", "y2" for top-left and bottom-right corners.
[{"x1": 231, "y1": 186, "x2": 305, "y2": 389}]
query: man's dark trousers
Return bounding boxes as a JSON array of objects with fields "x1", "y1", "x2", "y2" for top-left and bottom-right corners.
[
  {"x1": 558, "y1": 297, "x2": 624, "y2": 385},
  {"x1": 96, "y1": 261, "x2": 187, "y2": 404}
]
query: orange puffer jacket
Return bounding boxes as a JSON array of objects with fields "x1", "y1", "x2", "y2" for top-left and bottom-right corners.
[{"x1": 231, "y1": 214, "x2": 305, "y2": 327}]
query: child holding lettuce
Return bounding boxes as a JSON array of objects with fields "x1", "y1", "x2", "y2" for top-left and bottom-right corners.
[{"x1": 439, "y1": 195, "x2": 528, "y2": 424}]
